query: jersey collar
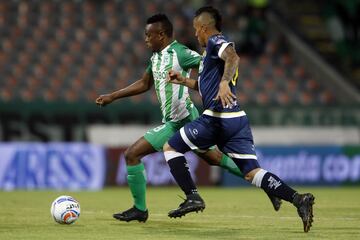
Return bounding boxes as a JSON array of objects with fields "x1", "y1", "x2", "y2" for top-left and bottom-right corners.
[{"x1": 160, "y1": 40, "x2": 177, "y2": 54}]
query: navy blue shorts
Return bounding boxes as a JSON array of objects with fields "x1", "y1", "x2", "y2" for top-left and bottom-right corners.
[{"x1": 168, "y1": 112, "x2": 260, "y2": 175}]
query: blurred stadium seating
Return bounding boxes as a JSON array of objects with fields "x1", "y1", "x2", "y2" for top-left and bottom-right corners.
[
  {"x1": 0, "y1": 0, "x2": 340, "y2": 106},
  {"x1": 272, "y1": 0, "x2": 360, "y2": 89}
]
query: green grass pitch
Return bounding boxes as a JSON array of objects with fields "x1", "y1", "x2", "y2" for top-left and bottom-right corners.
[{"x1": 0, "y1": 187, "x2": 359, "y2": 240}]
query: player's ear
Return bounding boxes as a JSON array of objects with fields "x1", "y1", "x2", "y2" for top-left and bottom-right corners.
[
  {"x1": 158, "y1": 30, "x2": 165, "y2": 40},
  {"x1": 201, "y1": 25, "x2": 207, "y2": 34}
]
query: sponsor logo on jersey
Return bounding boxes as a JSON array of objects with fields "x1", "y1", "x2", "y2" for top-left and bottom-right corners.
[
  {"x1": 153, "y1": 71, "x2": 168, "y2": 80},
  {"x1": 163, "y1": 55, "x2": 170, "y2": 65}
]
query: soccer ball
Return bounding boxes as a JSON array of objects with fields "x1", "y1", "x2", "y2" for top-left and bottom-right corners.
[{"x1": 51, "y1": 195, "x2": 81, "y2": 224}]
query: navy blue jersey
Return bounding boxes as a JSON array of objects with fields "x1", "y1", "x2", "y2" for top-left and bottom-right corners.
[{"x1": 198, "y1": 34, "x2": 240, "y2": 112}]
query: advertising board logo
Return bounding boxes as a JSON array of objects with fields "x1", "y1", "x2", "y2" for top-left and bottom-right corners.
[{"x1": 0, "y1": 143, "x2": 105, "y2": 190}]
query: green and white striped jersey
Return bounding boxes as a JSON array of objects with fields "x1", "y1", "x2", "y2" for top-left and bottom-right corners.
[{"x1": 146, "y1": 40, "x2": 201, "y2": 123}]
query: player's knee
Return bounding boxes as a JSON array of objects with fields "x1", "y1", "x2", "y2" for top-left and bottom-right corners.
[
  {"x1": 163, "y1": 142, "x2": 174, "y2": 152},
  {"x1": 205, "y1": 158, "x2": 218, "y2": 166},
  {"x1": 244, "y1": 168, "x2": 261, "y2": 182},
  {"x1": 124, "y1": 147, "x2": 140, "y2": 165}
]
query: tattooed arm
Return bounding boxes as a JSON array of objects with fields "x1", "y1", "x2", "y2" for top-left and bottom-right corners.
[{"x1": 214, "y1": 45, "x2": 240, "y2": 108}]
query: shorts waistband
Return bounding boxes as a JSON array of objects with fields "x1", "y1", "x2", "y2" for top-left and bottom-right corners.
[{"x1": 203, "y1": 109, "x2": 246, "y2": 118}]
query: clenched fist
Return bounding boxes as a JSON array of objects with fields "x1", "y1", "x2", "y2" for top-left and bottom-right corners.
[{"x1": 95, "y1": 94, "x2": 114, "y2": 106}]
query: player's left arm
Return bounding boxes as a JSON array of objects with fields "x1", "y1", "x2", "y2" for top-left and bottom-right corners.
[{"x1": 215, "y1": 45, "x2": 239, "y2": 108}]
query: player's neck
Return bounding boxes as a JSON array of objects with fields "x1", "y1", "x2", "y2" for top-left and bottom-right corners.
[
  {"x1": 205, "y1": 29, "x2": 221, "y2": 43},
  {"x1": 159, "y1": 38, "x2": 174, "y2": 51}
]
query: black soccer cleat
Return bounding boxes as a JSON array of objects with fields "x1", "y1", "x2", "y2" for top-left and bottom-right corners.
[
  {"x1": 268, "y1": 195, "x2": 282, "y2": 211},
  {"x1": 293, "y1": 193, "x2": 315, "y2": 232},
  {"x1": 168, "y1": 194, "x2": 205, "y2": 218},
  {"x1": 113, "y1": 206, "x2": 148, "y2": 223}
]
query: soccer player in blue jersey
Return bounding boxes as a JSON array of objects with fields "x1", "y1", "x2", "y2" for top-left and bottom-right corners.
[{"x1": 164, "y1": 6, "x2": 315, "y2": 232}]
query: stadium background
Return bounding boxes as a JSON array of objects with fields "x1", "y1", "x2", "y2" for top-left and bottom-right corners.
[{"x1": 0, "y1": 0, "x2": 360, "y2": 192}]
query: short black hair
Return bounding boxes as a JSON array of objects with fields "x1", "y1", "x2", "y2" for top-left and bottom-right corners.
[
  {"x1": 146, "y1": 14, "x2": 173, "y2": 37},
  {"x1": 195, "y1": 6, "x2": 222, "y2": 32}
]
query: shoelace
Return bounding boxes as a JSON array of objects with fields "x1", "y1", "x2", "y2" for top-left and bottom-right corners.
[{"x1": 177, "y1": 195, "x2": 187, "y2": 207}]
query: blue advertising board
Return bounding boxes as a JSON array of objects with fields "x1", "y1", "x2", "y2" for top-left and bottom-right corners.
[
  {"x1": 222, "y1": 146, "x2": 360, "y2": 186},
  {"x1": 0, "y1": 143, "x2": 106, "y2": 190}
]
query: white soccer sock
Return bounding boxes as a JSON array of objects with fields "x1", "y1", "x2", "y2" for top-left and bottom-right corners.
[
  {"x1": 164, "y1": 151, "x2": 184, "y2": 162},
  {"x1": 251, "y1": 169, "x2": 268, "y2": 188}
]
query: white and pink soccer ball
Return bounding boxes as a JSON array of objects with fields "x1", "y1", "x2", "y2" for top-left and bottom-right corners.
[{"x1": 51, "y1": 195, "x2": 81, "y2": 224}]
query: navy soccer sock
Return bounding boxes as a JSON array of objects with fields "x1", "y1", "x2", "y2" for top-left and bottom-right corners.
[
  {"x1": 165, "y1": 154, "x2": 198, "y2": 196},
  {"x1": 252, "y1": 169, "x2": 297, "y2": 202}
]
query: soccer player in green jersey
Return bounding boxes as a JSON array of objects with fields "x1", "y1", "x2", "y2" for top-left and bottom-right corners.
[{"x1": 95, "y1": 14, "x2": 281, "y2": 223}]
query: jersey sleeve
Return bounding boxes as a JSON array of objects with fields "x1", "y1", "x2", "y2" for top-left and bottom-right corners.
[
  {"x1": 175, "y1": 46, "x2": 201, "y2": 71},
  {"x1": 209, "y1": 35, "x2": 234, "y2": 59}
]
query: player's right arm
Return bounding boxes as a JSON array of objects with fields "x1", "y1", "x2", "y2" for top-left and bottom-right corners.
[
  {"x1": 167, "y1": 70, "x2": 198, "y2": 90},
  {"x1": 169, "y1": 44, "x2": 201, "y2": 91},
  {"x1": 95, "y1": 71, "x2": 154, "y2": 106}
]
